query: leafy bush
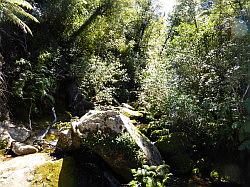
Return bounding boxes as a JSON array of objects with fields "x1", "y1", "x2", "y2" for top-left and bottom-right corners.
[
  {"x1": 129, "y1": 164, "x2": 172, "y2": 187},
  {"x1": 72, "y1": 53, "x2": 128, "y2": 105},
  {"x1": 8, "y1": 51, "x2": 57, "y2": 121},
  {"x1": 139, "y1": 0, "x2": 249, "y2": 154}
]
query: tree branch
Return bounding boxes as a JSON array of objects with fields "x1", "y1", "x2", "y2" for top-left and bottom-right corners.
[{"x1": 67, "y1": 1, "x2": 113, "y2": 45}]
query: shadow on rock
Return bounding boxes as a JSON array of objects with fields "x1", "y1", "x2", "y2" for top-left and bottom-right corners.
[{"x1": 59, "y1": 148, "x2": 121, "y2": 187}]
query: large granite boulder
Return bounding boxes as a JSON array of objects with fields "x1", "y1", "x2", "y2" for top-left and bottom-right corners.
[{"x1": 57, "y1": 110, "x2": 163, "y2": 181}]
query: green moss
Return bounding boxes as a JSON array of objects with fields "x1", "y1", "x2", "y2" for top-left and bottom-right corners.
[
  {"x1": 83, "y1": 131, "x2": 142, "y2": 163},
  {"x1": 155, "y1": 132, "x2": 190, "y2": 157},
  {"x1": 45, "y1": 133, "x2": 57, "y2": 142},
  {"x1": 0, "y1": 149, "x2": 5, "y2": 161},
  {"x1": 83, "y1": 133, "x2": 142, "y2": 160},
  {"x1": 32, "y1": 157, "x2": 76, "y2": 187},
  {"x1": 55, "y1": 121, "x2": 72, "y2": 130},
  {"x1": 120, "y1": 108, "x2": 143, "y2": 118},
  {"x1": 136, "y1": 124, "x2": 150, "y2": 135},
  {"x1": 0, "y1": 149, "x2": 4, "y2": 155},
  {"x1": 0, "y1": 139, "x2": 8, "y2": 149},
  {"x1": 150, "y1": 129, "x2": 169, "y2": 141},
  {"x1": 81, "y1": 130, "x2": 144, "y2": 181}
]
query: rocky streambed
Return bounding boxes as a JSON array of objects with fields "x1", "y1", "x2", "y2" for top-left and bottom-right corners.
[
  {"x1": 0, "y1": 107, "x2": 249, "y2": 187},
  {"x1": 0, "y1": 107, "x2": 163, "y2": 186}
]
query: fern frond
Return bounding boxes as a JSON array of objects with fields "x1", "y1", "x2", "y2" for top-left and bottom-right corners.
[
  {"x1": 3, "y1": 8, "x2": 33, "y2": 35},
  {"x1": 7, "y1": 4, "x2": 39, "y2": 22},
  {"x1": 0, "y1": 0, "x2": 39, "y2": 35},
  {"x1": 4, "y1": 0, "x2": 33, "y2": 10}
]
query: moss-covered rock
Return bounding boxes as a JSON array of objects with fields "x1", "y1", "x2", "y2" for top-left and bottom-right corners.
[
  {"x1": 81, "y1": 131, "x2": 144, "y2": 181},
  {"x1": 120, "y1": 107, "x2": 143, "y2": 119},
  {"x1": 155, "y1": 132, "x2": 193, "y2": 174},
  {"x1": 150, "y1": 129, "x2": 169, "y2": 141},
  {"x1": 57, "y1": 110, "x2": 163, "y2": 182},
  {"x1": 170, "y1": 154, "x2": 193, "y2": 174},
  {"x1": 32, "y1": 157, "x2": 76, "y2": 187},
  {"x1": 155, "y1": 132, "x2": 190, "y2": 157}
]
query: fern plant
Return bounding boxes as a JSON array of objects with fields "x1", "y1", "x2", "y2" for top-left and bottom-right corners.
[{"x1": 0, "y1": 0, "x2": 39, "y2": 35}]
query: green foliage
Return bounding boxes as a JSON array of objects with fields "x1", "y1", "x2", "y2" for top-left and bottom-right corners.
[
  {"x1": 239, "y1": 121, "x2": 250, "y2": 150},
  {"x1": 129, "y1": 164, "x2": 172, "y2": 187},
  {"x1": 12, "y1": 56, "x2": 56, "y2": 101},
  {"x1": 139, "y1": 0, "x2": 249, "y2": 153},
  {"x1": 238, "y1": 140, "x2": 250, "y2": 150},
  {"x1": 156, "y1": 133, "x2": 190, "y2": 157},
  {"x1": 170, "y1": 154, "x2": 193, "y2": 174},
  {"x1": 210, "y1": 170, "x2": 219, "y2": 181},
  {"x1": 0, "y1": 0, "x2": 39, "y2": 34},
  {"x1": 209, "y1": 169, "x2": 230, "y2": 183},
  {"x1": 8, "y1": 51, "x2": 58, "y2": 120},
  {"x1": 72, "y1": 53, "x2": 128, "y2": 105},
  {"x1": 0, "y1": 139, "x2": 8, "y2": 149},
  {"x1": 64, "y1": 0, "x2": 166, "y2": 104},
  {"x1": 0, "y1": 0, "x2": 249, "y2": 183}
]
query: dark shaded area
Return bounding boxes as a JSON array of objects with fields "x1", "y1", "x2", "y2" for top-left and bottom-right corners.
[
  {"x1": 55, "y1": 76, "x2": 94, "y2": 117},
  {"x1": 58, "y1": 157, "x2": 77, "y2": 187},
  {"x1": 71, "y1": 148, "x2": 121, "y2": 187}
]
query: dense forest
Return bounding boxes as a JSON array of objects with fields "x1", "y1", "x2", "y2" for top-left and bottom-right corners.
[{"x1": 0, "y1": 0, "x2": 250, "y2": 186}]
